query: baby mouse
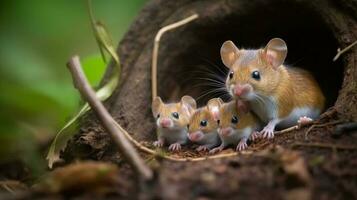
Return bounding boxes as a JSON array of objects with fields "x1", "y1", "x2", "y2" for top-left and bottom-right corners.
[
  {"x1": 152, "y1": 95, "x2": 196, "y2": 151},
  {"x1": 187, "y1": 98, "x2": 222, "y2": 152},
  {"x1": 209, "y1": 100, "x2": 260, "y2": 154},
  {"x1": 220, "y1": 38, "x2": 325, "y2": 138}
]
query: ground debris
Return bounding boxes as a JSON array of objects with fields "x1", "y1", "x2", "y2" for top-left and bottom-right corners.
[
  {"x1": 0, "y1": 180, "x2": 28, "y2": 194},
  {"x1": 33, "y1": 161, "x2": 124, "y2": 196}
]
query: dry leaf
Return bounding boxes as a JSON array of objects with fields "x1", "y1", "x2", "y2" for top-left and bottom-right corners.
[{"x1": 34, "y1": 161, "x2": 120, "y2": 194}]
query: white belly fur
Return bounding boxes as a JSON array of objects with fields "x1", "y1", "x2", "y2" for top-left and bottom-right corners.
[
  {"x1": 250, "y1": 95, "x2": 277, "y2": 123},
  {"x1": 278, "y1": 107, "x2": 321, "y2": 128},
  {"x1": 249, "y1": 94, "x2": 321, "y2": 129},
  {"x1": 158, "y1": 128, "x2": 188, "y2": 144},
  {"x1": 197, "y1": 131, "x2": 221, "y2": 147}
]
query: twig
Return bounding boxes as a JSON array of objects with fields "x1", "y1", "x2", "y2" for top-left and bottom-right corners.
[
  {"x1": 67, "y1": 56, "x2": 153, "y2": 180},
  {"x1": 112, "y1": 121, "x2": 240, "y2": 162},
  {"x1": 156, "y1": 151, "x2": 256, "y2": 162},
  {"x1": 292, "y1": 142, "x2": 357, "y2": 151},
  {"x1": 151, "y1": 13, "x2": 199, "y2": 100},
  {"x1": 333, "y1": 40, "x2": 357, "y2": 61},
  {"x1": 274, "y1": 125, "x2": 299, "y2": 135},
  {"x1": 114, "y1": 119, "x2": 253, "y2": 162},
  {"x1": 305, "y1": 120, "x2": 344, "y2": 139},
  {"x1": 274, "y1": 120, "x2": 314, "y2": 135},
  {"x1": 0, "y1": 183, "x2": 15, "y2": 195}
]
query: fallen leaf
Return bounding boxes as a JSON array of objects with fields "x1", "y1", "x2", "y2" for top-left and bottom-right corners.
[{"x1": 34, "y1": 161, "x2": 120, "y2": 194}]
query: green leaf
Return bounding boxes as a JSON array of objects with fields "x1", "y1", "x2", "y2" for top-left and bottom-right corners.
[
  {"x1": 87, "y1": 0, "x2": 119, "y2": 66},
  {"x1": 46, "y1": 105, "x2": 89, "y2": 168},
  {"x1": 94, "y1": 21, "x2": 120, "y2": 65},
  {"x1": 46, "y1": 0, "x2": 121, "y2": 169}
]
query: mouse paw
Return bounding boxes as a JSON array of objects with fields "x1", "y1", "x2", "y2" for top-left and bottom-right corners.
[
  {"x1": 236, "y1": 140, "x2": 248, "y2": 151},
  {"x1": 260, "y1": 126, "x2": 275, "y2": 139},
  {"x1": 196, "y1": 145, "x2": 209, "y2": 152},
  {"x1": 249, "y1": 131, "x2": 260, "y2": 141},
  {"x1": 153, "y1": 140, "x2": 164, "y2": 147},
  {"x1": 297, "y1": 116, "x2": 313, "y2": 127},
  {"x1": 209, "y1": 146, "x2": 223, "y2": 154},
  {"x1": 168, "y1": 143, "x2": 181, "y2": 151}
]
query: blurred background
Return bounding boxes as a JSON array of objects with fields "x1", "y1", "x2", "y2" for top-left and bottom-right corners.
[{"x1": 0, "y1": 0, "x2": 146, "y2": 176}]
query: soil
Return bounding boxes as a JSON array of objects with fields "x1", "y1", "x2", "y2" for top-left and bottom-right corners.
[{"x1": 17, "y1": 109, "x2": 356, "y2": 200}]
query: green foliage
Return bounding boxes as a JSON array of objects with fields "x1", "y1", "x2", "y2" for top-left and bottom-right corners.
[
  {"x1": 82, "y1": 55, "x2": 107, "y2": 86},
  {"x1": 0, "y1": 0, "x2": 146, "y2": 174},
  {"x1": 47, "y1": 0, "x2": 122, "y2": 168}
]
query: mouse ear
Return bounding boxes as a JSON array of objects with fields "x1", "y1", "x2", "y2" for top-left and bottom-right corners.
[
  {"x1": 180, "y1": 95, "x2": 197, "y2": 116},
  {"x1": 263, "y1": 38, "x2": 287, "y2": 69},
  {"x1": 207, "y1": 98, "x2": 223, "y2": 121},
  {"x1": 152, "y1": 96, "x2": 163, "y2": 117},
  {"x1": 220, "y1": 40, "x2": 240, "y2": 68}
]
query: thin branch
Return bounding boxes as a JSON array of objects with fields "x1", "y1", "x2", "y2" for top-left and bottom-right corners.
[
  {"x1": 274, "y1": 125, "x2": 299, "y2": 134},
  {"x1": 292, "y1": 142, "x2": 357, "y2": 150},
  {"x1": 151, "y1": 13, "x2": 199, "y2": 100},
  {"x1": 66, "y1": 56, "x2": 153, "y2": 180},
  {"x1": 112, "y1": 121, "x2": 241, "y2": 162},
  {"x1": 274, "y1": 120, "x2": 314, "y2": 135},
  {"x1": 0, "y1": 183, "x2": 15, "y2": 195},
  {"x1": 333, "y1": 40, "x2": 357, "y2": 61}
]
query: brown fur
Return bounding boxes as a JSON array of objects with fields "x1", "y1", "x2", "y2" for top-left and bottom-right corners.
[
  {"x1": 219, "y1": 101, "x2": 257, "y2": 129},
  {"x1": 189, "y1": 107, "x2": 218, "y2": 134},
  {"x1": 152, "y1": 96, "x2": 196, "y2": 128},
  {"x1": 156, "y1": 103, "x2": 191, "y2": 127},
  {"x1": 188, "y1": 98, "x2": 223, "y2": 134},
  {"x1": 222, "y1": 40, "x2": 325, "y2": 119}
]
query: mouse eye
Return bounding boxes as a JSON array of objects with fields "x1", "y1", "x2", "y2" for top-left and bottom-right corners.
[
  {"x1": 217, "y1": 120, "x2": 220, "y2": 124},
  {"x1": 172, "y1": 112, "x2": 179, "y2": 119},
  {"x1": 231, "y1": 115, "x2": 239, "y2": 124},
  {"x1": 187, "y1": 124, "x2": 190, "y2": 129},
  {"x1": 200, "y1": 120, "x2": 207, "y2": 127},
  {"x1": 229, "y1": 71, "x2": 234, "y2": 79},
  {"x1": 157, "y1": 114, "x2": 160, "y2": 118},
  {"x1": 252, "y1": 70, "x2": 260, "y2": 80}
]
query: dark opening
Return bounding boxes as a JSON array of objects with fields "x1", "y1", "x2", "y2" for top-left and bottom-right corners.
[{"x1": 157, "y1": 1, "x2": 343, "y2": 111}]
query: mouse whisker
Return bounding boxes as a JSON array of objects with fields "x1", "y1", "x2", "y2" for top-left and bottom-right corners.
[
  {"x1": 253, "y1": 94, "x2": 266, "y2": 108},
  {"x1": 196, "y1": 88, "x2": 229, "y2": 101},
  {"x1": 194, "y1": 77, "x2": 224, "y2": 85},
  {"x1": 192, "y1": 83, "x2": 225, "y2": 88},
  {"x1": 198, "y1": 57, "x2": 228, "y2": 76},
  {"x1": 191, "y1": 70, "x2": 226, "y2": 82}
]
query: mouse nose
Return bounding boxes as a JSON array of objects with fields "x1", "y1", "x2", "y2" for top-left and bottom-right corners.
[
  {"x1": 220, "y1": 127, "x2": 232, "y2": 136},
  {"x1": 234, "y1": 84, "x2": 251, "y2": 97},
  {"x1": 160, "y1": 118, "x2": 171, "y2": 128}
]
